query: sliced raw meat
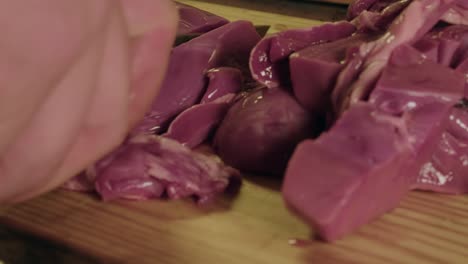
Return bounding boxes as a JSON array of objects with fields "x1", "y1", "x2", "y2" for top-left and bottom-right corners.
[
  {"x1": 283, "y1": 103, "x2": 413, "y2": 241},
  {"x1": 354, "y1": 0, "x2": 411, "y2": 33},
  {"x1": 284, "y1": 41, "x2": 465, "y2": 241},
  {"x1": 456, "y1": 57, "x2": 468, "y2": 94},
  {"x1": 163, "y1": 67, "x2": 242, "y2": 148},
  {"x1": 347, "y1": 0, "x2": 380, "y2": 20},
  {"x1": 442, "y1": 2, "x2": 468, "y2": 25},
  {"x1": 201, "y1": 67, "x2": 243, "y2": 103},
  {"x1": 332, "y1": 0, "x2": 456, "y2": 115},
  {"x1": 289, "y1": 34, "x2": 372, "y2": 112},
  {"x1": 370, "y1": 45, "x2": 465, "y2": 114},
  {"x1": 416, "y1": 24, "x2": 468, "y2": 66},
  {"x1": 249, "y1": 21, "x2": 356, "y2": 88},
  {"x1": 132, "y1": 21, "x2": 261, "y2": 135},
  {"x1": 413, "y1": 37, "x2": 441, "y2": 62},
  {"x1": 95, "y1": 135, "x2": 240, "y2": 204},
  {"x1": 214, "y1": 87, "x2": 317, "y2": 175},
  {"x1": 164, "y1": 94, "x2": 235, "y2": 148},
  {"x1": 347, "y1": 0, "x2": 407, "y2": 20},
  {"x1": 95, "y1": 143, "x2": 165, "y2": 201},
  {"x1": 413, "y1": 103, "x2": 468, "y2": 194},
  {"x1": 176, "y1": 2, "x2": 229, "y2": 35}
]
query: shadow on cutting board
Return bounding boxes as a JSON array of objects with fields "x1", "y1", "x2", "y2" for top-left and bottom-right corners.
[{"x1": 0, "y1": 225, "x2": 102, "y2": 264}]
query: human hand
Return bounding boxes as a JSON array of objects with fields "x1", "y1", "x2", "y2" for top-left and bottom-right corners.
[{"x1": 0, "y1": 0, "x2": 178, "y2": 203}]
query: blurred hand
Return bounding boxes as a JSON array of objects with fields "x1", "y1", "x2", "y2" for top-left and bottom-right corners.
[{"x1": 0, "y1": 0, "x2": 178, "y2": 203}]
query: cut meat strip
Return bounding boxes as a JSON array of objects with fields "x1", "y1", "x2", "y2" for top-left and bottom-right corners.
[
  {"x1": 164, "y1": 94, "x2": 235, "y2": 148},
  {"x1": 249, "y1": 21, "x2": 356, "y2": 88},
  {"x1": 354, "y1": 0, "x2": 411, "y2": 33},
  {"x1": 442, "y1": 1, "x2": 468, "y2": 25},
  {"x1": 413, "y1": 103, "x2": 468, "y2": 194},
  {"x1": 284, "y1": 41, "x2": 465, "y2": 241},
  {"x1": 347, "y1": 0, "x2": 381, "y2": 20},
  {"x1": 200, "y1": 67, "x2": 243, "y2": 104},
  {"x1": 332, "y1": 0, "x2": 456, "y2": 115},
  {"x1": 163, "y1": 67, "x2": 242, "y2": 148},
  {"x1": 370, "y1": 44, "x2": 465, "y2": 115},
  {"x1": 283, "y1": 103, "x2": 413, "y2": 241},
  {"x1": 289, "y1": 34, "x2": 373, "y2": 112},
  {"x1": 132, "y1": 21, "x2": 261, "y2": 135},
  {"x1": 176, "y1": 2, "x2": 229, "y2": 35}
]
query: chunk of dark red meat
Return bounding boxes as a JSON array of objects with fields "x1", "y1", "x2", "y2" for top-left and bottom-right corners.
[
  {"x1": 249, "y1": 21, "x2": 356, "y2": 88},
  {"x1": 132, "y1": 21, "x2": 261, "y2": 135},
  {"x1": 289, "y1": 34, "x2": 372, "y2": 112},
  {"x1": 332, "y1": 0, "x2": 456, "y2": 116},
  {"x1": 214, "y1": 87, "x2": 317, "y2": 175},
  {"x1": 283, "y1": 103, "x2": 413, "y2": 241},
  {"x1": 176, "y1": 2, "x2": 229, "y2": 35},
  {"x1": 94, "y1": 135, "x2": 240, "y2": 204}
]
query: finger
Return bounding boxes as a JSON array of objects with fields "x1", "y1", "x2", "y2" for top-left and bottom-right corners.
[
  {"x1": 11, "y1": 4, "x2": 131, "y2": 202},
  {"x1": 35, "y1": 0, "x2": 180, "y2": 197},
  {"x1": 0, "y1": 26, "x2": 106, "y2": 203},
  {"x1": 123, "y1": 0, "x2": 178, "y2": 128},
  {"x1": 120, "y1": 0, "x2": 177, "y2": 37},
  {"x1": 0, "y1": 0, "x2": 112, "y2": 154}
]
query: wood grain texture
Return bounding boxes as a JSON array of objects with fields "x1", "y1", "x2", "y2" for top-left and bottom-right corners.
[{"x1": 1, "y1": 1, "x2": 468, "y2": 263}]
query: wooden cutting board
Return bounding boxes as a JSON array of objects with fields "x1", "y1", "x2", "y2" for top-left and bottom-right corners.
[{"x1": 2, "y1": 1, "x2": 468, "y2": 263}]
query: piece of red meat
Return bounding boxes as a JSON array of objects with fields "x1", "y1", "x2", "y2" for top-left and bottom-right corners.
[
  {"x1": 93, "y1": 135, "x2": 240, "y2": 204},
  {"x1": 176, "y1": 2, "x2": 229, "y2": 35},
  {"x1": 132, "y1": 20, "x2": 261, "y2": 135},
  {"x1": 249, "y1": 21, "x2": 356, "y2": 88}
]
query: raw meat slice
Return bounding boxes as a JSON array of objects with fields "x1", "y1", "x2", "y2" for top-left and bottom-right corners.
[
  {"x1": 283, "y1": 103, "x2": 413, "y2": 241},
  {"x1": 200, "y1": 67, "x2": 243, "y2": 104},
  {"x1": 347, "y1": 0, "x2": 381, "y2": 20},
  {"x1": 249, "y1": 21, "x2": 356, "y2": 88},
  {"x1": 163, "y1": 94, "x2": 235, "y2": 148},
  {"x1": 132, "y1": 21, "x2": 261, "y2": 135},
  {"x1": 369, "y1": 44, "x2": 465, "y2": 115},
  {"x1": 95, "y1": 135, "x2": 240, "y2": 204},
  {"x1": 442, "y1": 1, "x2": 468, "y2": 25},
  {"x1": 176, "y1": 2, "x2": 229, "y2": 35},
  {"x1": 163, "y1": 67, "x2": 242, "y2": 148},
  {"x1": 413, "y1": 103, "x2": 468, "y2": 194},
  {"x1": 354, "y1": 0, "x2": 411, "y2": 33},
  {"x1": 284, "y1": 41, "x2": 465, "y2": 241},
  {"x1": 332, "y1": 0, "x2": 456, "y2": 115},
  {"x1": 289, "y1": 34, "x2": 372, "y2": 112}
]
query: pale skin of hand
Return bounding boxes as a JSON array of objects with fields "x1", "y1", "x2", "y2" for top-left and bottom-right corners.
[{"x1": 0, "y1": 0, "x2": 178, "y2": 203}]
